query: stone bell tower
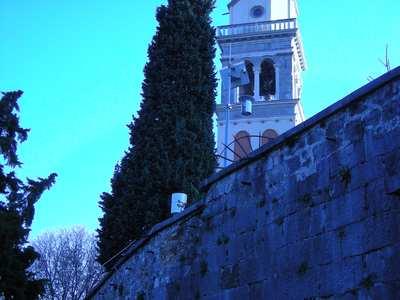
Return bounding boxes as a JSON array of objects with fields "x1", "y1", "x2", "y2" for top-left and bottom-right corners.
[{"x1": 216, "y1": 0, "x2": 306, "y2": 167}]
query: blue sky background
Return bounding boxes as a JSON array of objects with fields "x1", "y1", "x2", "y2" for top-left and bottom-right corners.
[{"x1": 1, "y1": 0, "x2": 399, "y2": 239}]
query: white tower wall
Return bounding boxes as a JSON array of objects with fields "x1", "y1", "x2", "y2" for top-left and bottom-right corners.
[
  {"x1": 229, "y1": 0, "x2": 299, "y2": 25},
  {"x1": 216, "y1": 0, "x2": 306, "y2": 168}
]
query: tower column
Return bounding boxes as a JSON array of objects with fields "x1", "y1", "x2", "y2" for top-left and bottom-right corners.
[
  {"x1": 275, "y1": 66, "x2": 280, "y2": 100},
  {"x1": 254, "y1": 64, "x2": 261, "y2": 101}
]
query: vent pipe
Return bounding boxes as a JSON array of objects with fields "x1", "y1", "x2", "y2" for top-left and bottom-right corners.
[
  {"x1": 171, "y1": 193, "x2": 187, "y2": 214},
  {"x1": 240, "y1": 95, "x2": 254, "y2": 116}
]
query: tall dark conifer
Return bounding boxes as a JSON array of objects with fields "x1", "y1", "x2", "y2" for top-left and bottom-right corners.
[
  {"x1": 97, "y1": 0, "x2": 217, "y2": 267},
  {"x1": 0, "y1": 91, "x2": 57, "y2": 299}
]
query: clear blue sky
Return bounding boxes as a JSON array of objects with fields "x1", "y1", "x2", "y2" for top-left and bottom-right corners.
[{"x1": 1, "y1": 0, "x2": 399, "y2": 238}]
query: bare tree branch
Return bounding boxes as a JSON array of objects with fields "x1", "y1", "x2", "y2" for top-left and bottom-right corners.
[{"x1": 31, "y1": 227, "x2": 103, "y2": 300}]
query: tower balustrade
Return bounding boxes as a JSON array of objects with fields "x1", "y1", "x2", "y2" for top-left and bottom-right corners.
[{"x1": 216, "y1": 18, "x2": 297, "y2": 37}]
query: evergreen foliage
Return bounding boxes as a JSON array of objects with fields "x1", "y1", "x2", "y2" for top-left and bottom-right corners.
[
  {"x1": 0, "y1": 91, "x2": 57, "y2": 300},
  {"x1": 97, "y1": 0, "x2": 217, "y2": 268}
]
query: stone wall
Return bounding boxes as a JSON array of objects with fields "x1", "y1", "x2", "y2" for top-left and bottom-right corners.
[{"x1": 88, "y1": 68, "x2": 400, "y2": 299}]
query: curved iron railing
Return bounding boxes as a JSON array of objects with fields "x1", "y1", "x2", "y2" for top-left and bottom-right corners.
[{"x1": 216, "y1": 134, "x2": 276, "y2": 168}]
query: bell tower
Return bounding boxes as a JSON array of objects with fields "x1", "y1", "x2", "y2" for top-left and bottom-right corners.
[{"x1": 216, "y1": 0, "x2": 306, "y2": 167}]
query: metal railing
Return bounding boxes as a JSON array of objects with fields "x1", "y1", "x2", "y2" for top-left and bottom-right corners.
[
  {"x1": 216, "y1": 18, "x2": 297, "y2": 37},
  {"x1": 216, "y1": 134, "x2": 277, "y2": 168}
]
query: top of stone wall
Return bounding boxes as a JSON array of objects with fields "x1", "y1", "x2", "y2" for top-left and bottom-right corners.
[
  {"x1": 202, "y1": 66, "x2": 400, "y2": 191},
  {"x1": 86, "y1": 65, "x2": 400, "y2": 299},
  {"x1": 86, "y1": 201, "x2": 205, "y2": 299}
]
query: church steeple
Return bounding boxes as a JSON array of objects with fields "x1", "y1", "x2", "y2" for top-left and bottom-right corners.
[{"x1": 216, "y1": 0, "x2": 306, "y2": 167}]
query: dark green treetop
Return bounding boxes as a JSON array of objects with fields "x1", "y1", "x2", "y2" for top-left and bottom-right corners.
[{"x1": 0, "y1": 91, "x2": 57, "y2": 300}]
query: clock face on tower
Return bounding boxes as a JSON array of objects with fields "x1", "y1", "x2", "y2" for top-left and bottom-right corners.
[{"x1": 250, "y1": 5, "x2": 265, "y2": 18}]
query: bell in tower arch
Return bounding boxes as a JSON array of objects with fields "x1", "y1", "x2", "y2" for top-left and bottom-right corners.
[
  {"x1": 239, "y1": 61, "x2": 255, "y2": 97},
  {"x1": 260, "y1": 59, "x2": 276, "y2": 100}
]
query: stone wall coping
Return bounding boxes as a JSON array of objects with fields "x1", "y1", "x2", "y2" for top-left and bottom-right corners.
[
  {"x1": 85, "y1": 200, "x2": 205, "y2": 299},
  {"x1": 202, "y1": 66, "x2": 400, "y2": 192}
]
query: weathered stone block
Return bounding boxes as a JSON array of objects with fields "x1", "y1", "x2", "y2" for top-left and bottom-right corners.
[
  {"x1": 238, "y1": 257, "x2": 265, "y2": 285},
  {"x1": 382, "y1": 98, "x2": 400, "y2": 121},
  {"x1": 364, "y1": 242, "x2": 400, "y2": 282},
  {"x1": 367, "y1": 178, "x2": 400, "y2": 212},
  {"x1": 220, "y1": 264, "x2": 240, "y2": 290},
  {"x1": 385, "y1": 175, "x2": 400, "y2": 195},
  {"x1": 315, "y1": 159, "x2": 331, "y2": 190},
  {"x1": 221, "y1": 286, "x2": 249, "y2": 300},
  {"x1": 285, "y1": 208, "x2": 312, "y2": 241},
  {"x1": 248, "y1": 281, "x2": 266, "y2": 300},
  {"x1": 310, "y1": 231, "x2": 341, "y2": 266},
  {"x1": 363, "y1": 107, "x2": 382, "y2": 126},
  {"x1": 382, "y1": 148, "x2": 400, "y2": 177},
  {"x1": 324, "y1": 188, "x2": 367, "y2": 231},
  {"x1": 317, "y1": 256, "x2": 364, "y2": 296},
  {"x1": 344, "y1": 119, "x2": 365, "y2": 142},
  {"x1": 363, "y1": 129, "x2": 387, "y2": 159},
  {"x1": 286, "y1": 155, "x2": 301, "y2": 170},
  {"x1": 358, "y1": 282, "x2": 400, "y2": 300},
  {"x1": 198, "y1": 271, "x2": 220, "y2": 296},
  {"x1": 342, "y1": 211, "x2": 400, "y2": 258}
]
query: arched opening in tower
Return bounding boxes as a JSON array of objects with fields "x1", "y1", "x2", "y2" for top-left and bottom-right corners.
[
  {"x1": 260, "y1": 59, "x2": 276, "y2": 99},
  {"x1": 239, "y1": 61, "x2": 254, "y2": 97},
  {"x1": 261, "y1": 129, "x2": 278, "y2": 146},
  {"x1": 234, "y1": 131, "x2": 252, "y2": 161}
]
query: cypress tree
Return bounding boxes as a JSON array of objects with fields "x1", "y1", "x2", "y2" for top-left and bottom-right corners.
[
  {"x1": 97, "y1": 153, "x2": 147, "y2": 265},
  {"x1": 0, "y1": 91, "x2": 57, "y2": 299},
  {"x1": 97, "y1": 0, "x2": 217, "y2": 267}
]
